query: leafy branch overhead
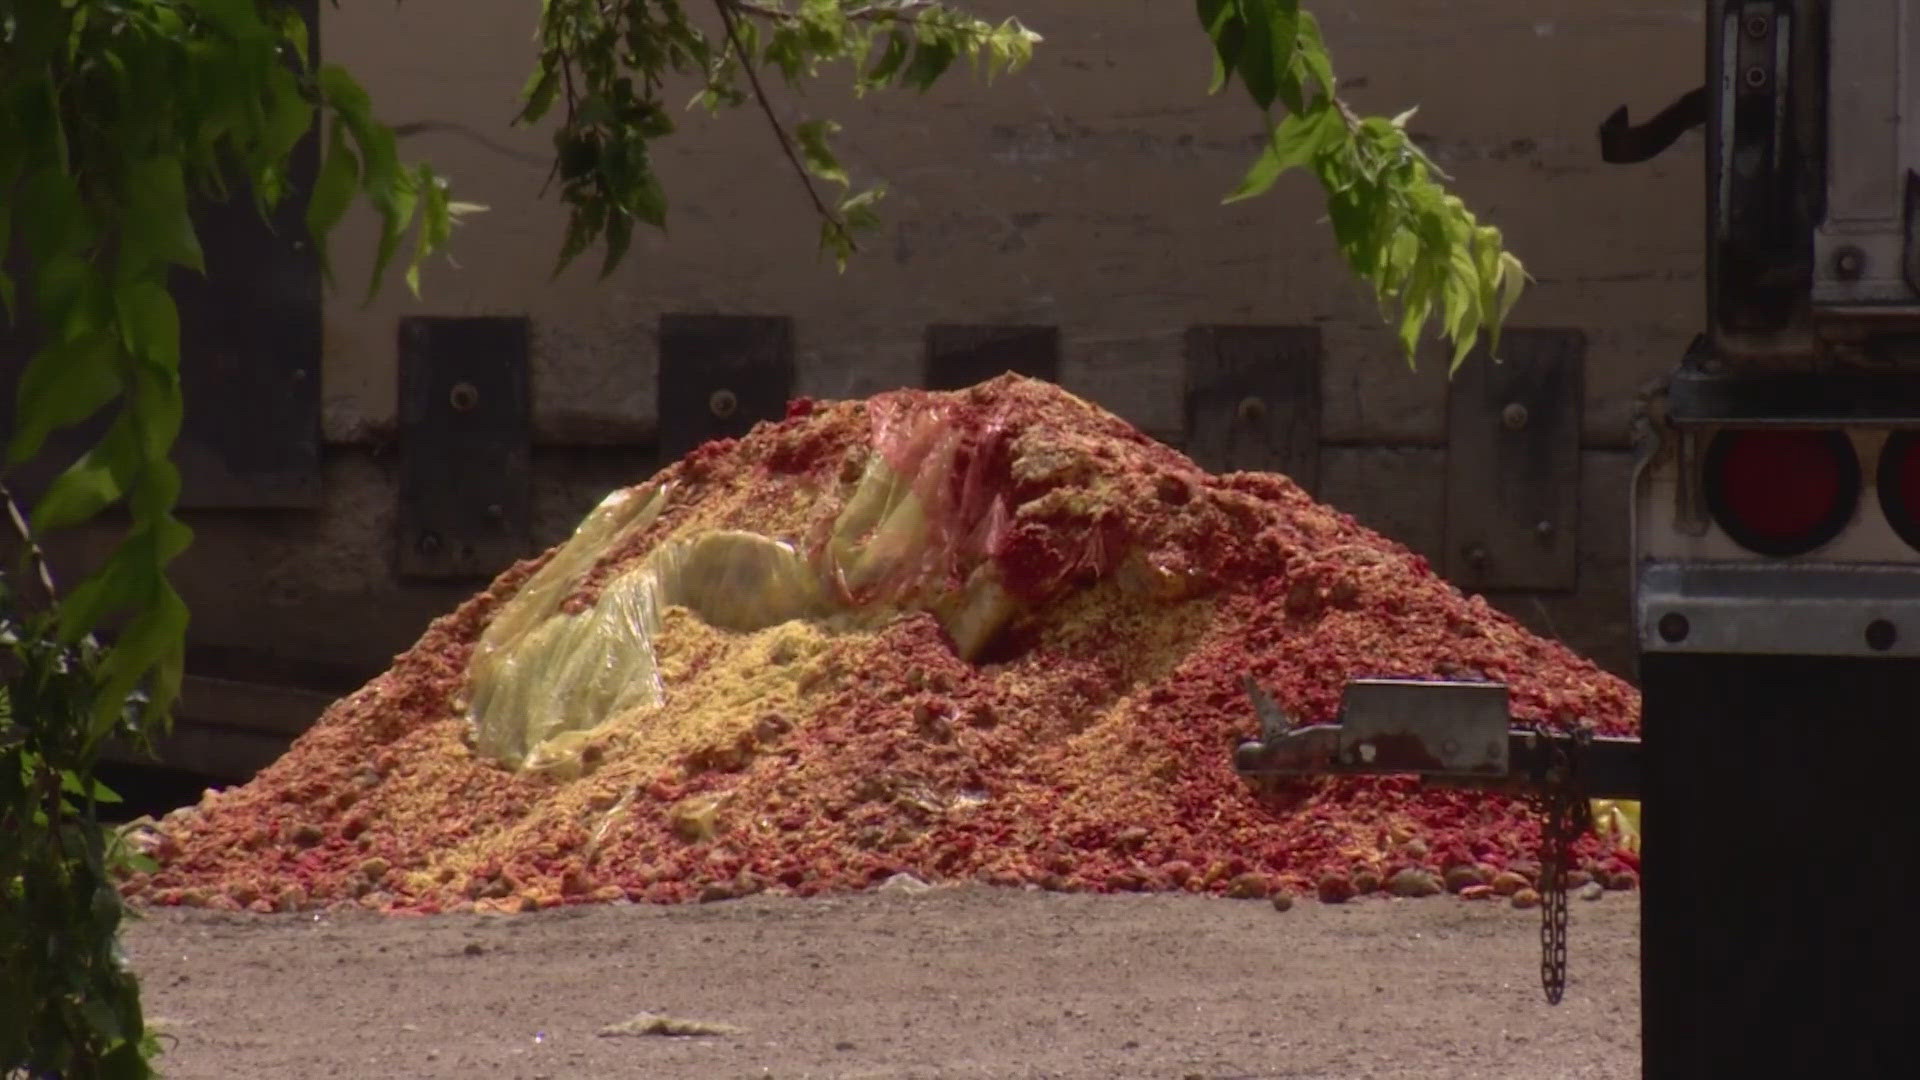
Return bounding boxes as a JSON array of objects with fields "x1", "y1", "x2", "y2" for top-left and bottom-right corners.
[
  {"x1": 524, "y1": 1, "x2": 1525, "y2": 365},
  {"x1": 521, "y1": 0, "x2": 1041, "y2": 277},
  {"x1": 1, "y1": 2, "x2": 466, "y2": 1073},
  {"x1": 1199, "y1": 0, "x2": 1528, "y2": 368}
]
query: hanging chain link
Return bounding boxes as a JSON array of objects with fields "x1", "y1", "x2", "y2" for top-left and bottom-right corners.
[{"x1": 1536, "y1": 726, "x2": 1592, "y2": 1005}]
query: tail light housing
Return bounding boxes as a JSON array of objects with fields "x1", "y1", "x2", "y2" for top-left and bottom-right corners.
[
  {"x1": 1878, "y1": 432, "x2": 1920, "y2": 553},
  {"x1": 1704, "y1": 428, "x2": 1860, "y2": 557}
]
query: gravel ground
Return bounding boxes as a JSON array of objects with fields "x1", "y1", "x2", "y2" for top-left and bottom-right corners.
[{"x1": 122, "y1": 886, "x2": 1641, "y2": 1079}]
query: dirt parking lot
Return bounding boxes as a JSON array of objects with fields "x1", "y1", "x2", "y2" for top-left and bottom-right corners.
[{"x1": 122, "y1": 886, "x2": 1640, "y2": 1079}]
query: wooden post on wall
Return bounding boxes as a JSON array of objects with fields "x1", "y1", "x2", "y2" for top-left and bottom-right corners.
[
  {"x1": 1183, "y1": 325, "x2": 1323, "y2": 492},
  {"x1": 395, "y1": 316, "x2": 534, "y2": 581},
  {"x1": 657, "y1": 314, "x2": 797, "y2": 461},
  {"x1": 924, "y1": 324, "x2": 1061, "y2": 390},
  {"x1": 1442, "y1": 328, "x2": 1586, "y2": 592}
]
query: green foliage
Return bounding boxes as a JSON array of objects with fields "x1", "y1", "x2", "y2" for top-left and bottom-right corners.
[
  {"x1": 525, "y1": 1, "x2": 1525, "y2": 364},
  {"x1": 1, "y1": 2, "x2": 470, "y2": 1076},
  {"x1": 522, "y1": 0, "x2": 1040, "y2": 275},
  {"x1": 2, "y1": 491, "x2": 156, "y2": 1078},
  {"x1": 1201, "y1": 0, "x2": 1529, "y2": 368}
]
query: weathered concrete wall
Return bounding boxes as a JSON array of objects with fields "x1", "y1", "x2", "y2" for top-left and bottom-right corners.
[{"x1": 124, "y1": 0, "x2": 1704, "y2": 702}]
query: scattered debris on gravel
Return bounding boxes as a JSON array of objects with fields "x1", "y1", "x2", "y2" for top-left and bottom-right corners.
[
  {"x1": 128, "y1": 376, "x2": 1639, "y2": 914},
  {"x1": 598, "y1": 1012, "x2": 743, "y2": 1039}
]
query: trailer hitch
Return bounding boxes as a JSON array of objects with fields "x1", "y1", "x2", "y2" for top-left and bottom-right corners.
[
  {"x1": 1233, "y1": 676, "x2": 1644, "y2": 1005},
  {"x1": 1233, "y1": 677, "x2": 1642, "y2": 800}
]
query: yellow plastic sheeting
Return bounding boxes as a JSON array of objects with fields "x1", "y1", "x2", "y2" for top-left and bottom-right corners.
[
  {"x1": 466, "y1": 484, "x2": 672, "y2": 766},
  {"x1": 464, "y1": 430, "x2": 1030, "y2": 770},
  {"x1": 468, "y1": 525, "x2": 825, "y2": 768},
  {"x1": 1591, "y1": 798, "x2": 1641, "y2": 854}
]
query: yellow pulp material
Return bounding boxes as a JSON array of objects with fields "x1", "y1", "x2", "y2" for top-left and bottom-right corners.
[{"x1": 465, "y1": 429, "x2": 1027, "y2": 771}]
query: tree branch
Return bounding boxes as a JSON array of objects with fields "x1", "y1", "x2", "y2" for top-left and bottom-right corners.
[
  {"x1": 712, "y1": 0, "x2": 854, "y2": 253},
  {"x1": 732, "y1": 1, "x2": 938, "y2": 25}
]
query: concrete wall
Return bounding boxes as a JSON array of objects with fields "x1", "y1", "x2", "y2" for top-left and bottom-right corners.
[{"x1": 86, "y1": 1, "x2": 1709, "y2": 713}]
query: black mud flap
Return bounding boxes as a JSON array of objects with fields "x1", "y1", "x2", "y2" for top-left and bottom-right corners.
[{"x1": 1640, "y1": 653, "x2": 1919, "y2": 1079}]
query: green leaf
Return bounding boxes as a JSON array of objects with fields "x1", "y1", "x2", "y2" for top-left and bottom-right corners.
[
  {"x1": 407, "y1": 171, "x2": 456, "y2": 297},
  {"x1": 274, "y1": 3, "x2": 312, "y2": 68},
  {"x1": 1224, "y1": 104, "x2": 1338, "y2": 204},
  {"x1": 98, "y1": 1039, "x2": 150, "y2": 1080},
  {"x1": 260, "y1": 66, "x2": 318, "y2": 168},
  {"x1": 795, "y1": 120, "x2": 848, "y2": 188},
  {"x1": 1398, "y1": 288, "x2": 1430, "y2": 360},
  {"x1": 519, "y1": 65, "x2": 561, "y2": 124},
  {"x1": 1495, "y1": 251, "x2": 1527, "y2": 323},
  {"x1": 34, "y1": 252, "x2": 111, "y2": 343},
  {"x1": 552, "y1": 195, "x2": 607, "y2": 279},
  {"x1": 114, "y1": 279, "x2": 182, "y2": 372},
  {"x1": 6, "y1": 331, "x2": 120, "y2": 466},
  {"x1": 16, "y1": 167, "x2": 90, "y2": 263},
  {"x1": 863, "y1": 30, "x2": 911, "y2": 89},
  {"x1": 61, "y1": 772, "x2": 122, "y2": 805},
  {"x1": 78, "y1": 997, "x2": 124, "y2": 1044},
  {"x1": 632, "y1": 172, "x2": 667, "y2": 230},
  {"x1": 599, "y1": 212, "x2": 635, "y2": 281},
  {"x1": 1200, "y1": 0, "x2": 1242, "y2": 94},
  {"x1": 317, "y1": 64, "x2": 374, "y2": 131},
  {"x1": 305, "y1": 119, "x2": 360, "y2": 283},
  {"x1": 30, "y1": 463, "x2": 121, "y2": 541},
  {"x1": 179, "y1": 0, "x2": 260, "y2": 33},
  {"x1": 1235, "y1": 0, "x2": 1300, "y2": 113},
  {"x1": 902, "y1": 37, "x2": 960, "y2": 91},
  {"x1": 120, "y1": 156, "x2": 204, "y2": 273},
  {"x1": 94, "y1": 579, "x2": 190, "y2": 735},
  {"x1": 30, "y1": 414, "x2": 141, "y2": 535},
  {"x1": 52, "y1": 523, "x2": 163, "y2": 647},
  {"x1": 1294, "y1": 11, "x2": 1336, "y2": 97},
  {"x1": 367, "y1": 175, "x2": 420, "y2": 302}
]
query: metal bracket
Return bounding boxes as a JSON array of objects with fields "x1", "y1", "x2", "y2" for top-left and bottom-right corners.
[
  {"x1": 1599, "y1": 85, "x2": 1707, "y2": 164},
  {"x1": 1444, "y1": 328, "x2": 1586, "y2": 591},
  {"x1": 396, "y1": 316, "x2": 533, "y2": 581},
  {"x1": 1637, "y1": 562, "x2": 1920, "y2": 657},
  {"x1": 1182, "y1": 325, "x2": 1322, "y2": 491},
  {"x1": 1234, "y1": 677, "x2": 1641, "y2": 799},
  {"x1": 658, "y1": 314, "x2": 796, "y2": 461},
  {"x1": 924, "y1": 324, "x2": 1060, "y2": 390}
]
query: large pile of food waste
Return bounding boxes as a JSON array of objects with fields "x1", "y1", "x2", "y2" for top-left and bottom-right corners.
[{"x1": 126, "y1": 376, "x2": 1640, "y2": 914}]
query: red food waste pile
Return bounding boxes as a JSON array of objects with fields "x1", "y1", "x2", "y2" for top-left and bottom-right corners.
[{"x1": 128, "y1": 376, "x2": 1640, "y2": 915}]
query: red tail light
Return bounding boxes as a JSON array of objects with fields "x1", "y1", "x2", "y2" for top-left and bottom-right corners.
[
  {"x1": 1704, "y1": 428, "x2": 1859, "y2": 557},
  {"x1": 1877, "y1": 432, "x2": 1920, "y2": 553}
]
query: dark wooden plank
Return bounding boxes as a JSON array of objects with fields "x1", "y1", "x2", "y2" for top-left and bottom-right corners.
[
  {"x1": 396, "y1": 316, "x2": 533, "y2": 580},
  {"x1": 657, "y1": 314, "x2": 796, "y2": 461},
  {"x1": 171, "y1": 102, "x2": 324, "y2": 508},
  {"x1": 924, "y1": 324, "x2": 1060, "y2": 390},
  {"x1": 1182, "y1": 325, "x2": 1323, "y2": 490},
  {"x1": 103, "y1": 721, "x2": 295, "y2": 782},
  {"x1": 175, "y1": 674, "x2": 339, "y2": 739},
  {"x1": 100, "y1": 675, "x2": 338, "y2": 780},
  {"x1": 1443, "y1": 328, "x2": 1586, "y2": 591}
]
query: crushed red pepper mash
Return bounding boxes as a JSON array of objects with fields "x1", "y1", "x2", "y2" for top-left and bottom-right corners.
[{"x1": 128, "y1": 377, "x2": 1639, "y2": 914}]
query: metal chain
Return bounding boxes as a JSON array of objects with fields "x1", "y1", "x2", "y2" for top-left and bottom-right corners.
[{"x1": 1536, "y1": 727, "x2": 1592, "y2": 1005}]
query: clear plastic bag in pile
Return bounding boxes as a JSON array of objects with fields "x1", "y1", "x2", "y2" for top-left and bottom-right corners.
[{"x1": 465, "y1": 397, "x2": 1033, "y2": 771}]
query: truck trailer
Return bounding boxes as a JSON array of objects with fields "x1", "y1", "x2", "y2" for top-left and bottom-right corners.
[{"x1": 1236, "y1": 3, "x2": 1920, "y2": 1075}]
